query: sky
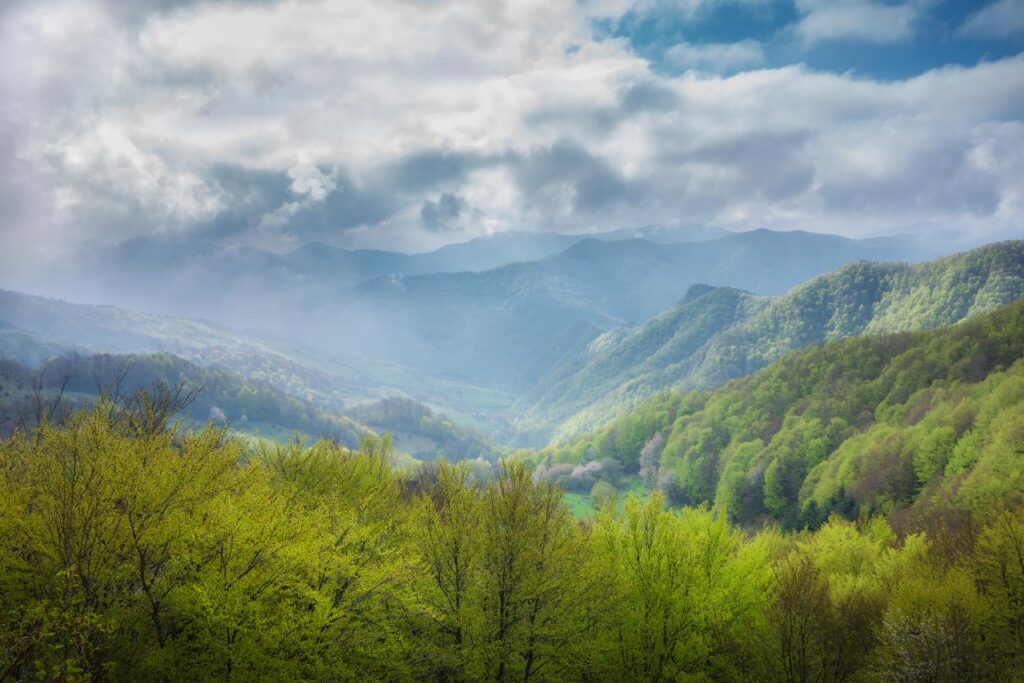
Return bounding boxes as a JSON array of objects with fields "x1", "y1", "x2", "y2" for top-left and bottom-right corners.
[{"x1": 0, "y1": 0, "x2": 1022, "y2": 279}]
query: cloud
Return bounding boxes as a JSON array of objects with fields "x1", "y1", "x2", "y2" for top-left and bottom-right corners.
[
  {"x1": 598, "y1": 0, "x2": 774, "y2": 22},
  {"x1": 513, "y1": 140, "x2": 642, "y2": 215},
  {"x1": 98, "y1": 0, "x2": 280, "y2": 25},
  {"x1": 665, "y1": 40, "x2": 765, "y2": 72},
  {"x1": 387, "y1": 150, "x2": 492, "y2": 194},
  {"x1": 420, "y1": 193, "x2": 466, "y2": 231},
  {"x1": 0, "y1": 0, "x2": 1022, "y2": 276},
  {"x1": 959, "y1": 0, "x2": 1024, "y2": 40},
  {"x1": 287, "y1": 162, "x2": 336, "y2": 201},
  {"x1": 794, "y1": 0, "x2": 920, "y2": 44},
  {"x1": 524, "y1": 81, "x2": 677, "y2": 137}
]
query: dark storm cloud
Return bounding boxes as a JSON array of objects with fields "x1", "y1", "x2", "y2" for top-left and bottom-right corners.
[
  {"x1": 288, "y1": 169, "x2": 398, "y2": 237},
  {"x1": 513, "y1": 141, "x2": 643, "y2": 213},
  {"x1": 279, "y1": 149, "x2": 497, "y2": 242},
  {"x1": 182, "y1": 148, "x2": 495, "y2": 246},
  {"x1": 818, "y1": 140, "x2": 1003, "y2": 216},
  {"x1": 420, "y1": 193, "x2": 465, "y2": 231},
  {"x1": 195, "y1": 164, "x2": 293, "y2": 240},
  {"x1": 618, "y1": 81, "x2": 678, "y2": 114},
  {"x1": 662, "y1": 131, "x2": 817, "y2": 203},
  {"x1": 386, "y1": 150, "x2": 491, "y2": 193}
]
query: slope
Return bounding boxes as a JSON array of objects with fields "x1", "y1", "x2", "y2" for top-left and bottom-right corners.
[
  {"x1": 0, "y1": 289, "x2": 517, "y2": 436},
  {"x1": 525, "y1": 240, "x2": 1024, "y2": 442},
  {"x1": 526, "y1": 297, "x2": 1024, "y2": 530},
  {"x1": 0, "y1": 352, "x2": 369, "y2": 446}
]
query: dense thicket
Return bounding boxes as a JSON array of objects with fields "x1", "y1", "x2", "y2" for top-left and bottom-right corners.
[
  {"x1": 1, "y1": 396, "x2": 1022, "y2": 681},
  {"x1": 525, "y1": 298, "x2": 1024, "y2": 531}
]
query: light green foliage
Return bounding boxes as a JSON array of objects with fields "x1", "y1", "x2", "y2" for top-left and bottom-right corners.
[
  {"x1": 594, "y1": 495, "x2": 771, "y2": 680},
  {"x1": 2, "y1": 382, "x2": 1024, "y2": 679},
  {"x1": 590, "y1": 480, "x2": 617, "y2": 508},
  {"x1": 526, "y1": 298, "x2": 1024, "y2": 533},
  {"x1": 969, "y1": 507, "x2": 1024, "y2": 672}
]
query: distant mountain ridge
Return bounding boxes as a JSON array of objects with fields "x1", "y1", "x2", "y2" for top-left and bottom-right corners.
[
  {"x1": 42, "y1": 228, "x2": 930, "y2": 399},
  {"x1": 59, "y1": 225, "x2": 732, "y2": 322},
  {"x1": 521, "y1": 240, "x2": 1024, "y2": 442},
  {"x1": 1, "y1": 227, "x2": 971, "y2": 446},
  {"x1": 329, "y1": 230, "x2": 923, "y2": 392}
]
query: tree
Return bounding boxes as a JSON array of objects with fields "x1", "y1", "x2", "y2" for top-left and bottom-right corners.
[
  {"x1": 477, "y1": 461, "x2": 608, "y2": 681},
  {"x1": 412, "y1": 462, "x2": 484, "y2": 679}
]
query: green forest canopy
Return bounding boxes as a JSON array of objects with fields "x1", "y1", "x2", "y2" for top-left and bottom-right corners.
[
  {"x1": 521, "y1": 297, "x2": 1024, "y2": 531},
  {"x1": 1, "y1": 396, "x2": 1022, "y2": 680}
]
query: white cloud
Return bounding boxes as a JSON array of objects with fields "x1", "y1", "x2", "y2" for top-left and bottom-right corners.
[
  {"x1": 0, "y1": 0, "x2": 1022, "y2": 268},
  {"x1": 287, "y1": 162, "x2": 336, "y2": 202},
  {"x1": 665, "y1": 40, "x2": 765, "y2": 72},
  {"x1": 795, "y1": 0, "x2": 920, "y2": 44},
  {"x1": 960, "y1": 0, "x2": 1024, "y2": 39},
  {"x1": 597, "y1": 0, "x2": 774, "y2": 20}
]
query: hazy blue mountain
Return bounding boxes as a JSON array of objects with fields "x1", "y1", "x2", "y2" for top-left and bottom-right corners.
[
  {"x1": 327, "y1": 230, "x2": 921, "y2": 392},
  {"x1": 0, "y1": 288, "x2": 267, "y2": 359},
  {"x1": 3, "y1": 228, "x2": 943, "y2": 442},
  {"x1": 58, "y1": 225, "x2": 733, "y2": 322},
  {"x1": 0, "y1": 289, "x2": 517, "y2": 438},
  {"x1": 411, "y1": 225, "x2": 732, "y2": 272},
  {"x1": 410, "y1": 231, "x2": 585, "y2": 272},
  {"x1": 590, "y1": 224, "x2": 731, "y2": 244},
  {"x1": 521, "y1": 240, "x2": 1024, "y2": 442}
]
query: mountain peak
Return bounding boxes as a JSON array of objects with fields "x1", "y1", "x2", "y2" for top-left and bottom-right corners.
[{"x1": 681, "y1": 284, "x2": 719, "y2": 304}]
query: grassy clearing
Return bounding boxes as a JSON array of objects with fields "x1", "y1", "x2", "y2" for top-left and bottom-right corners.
[{"x1": 563, "y1": 476, "x2": 653, "y2": 518}]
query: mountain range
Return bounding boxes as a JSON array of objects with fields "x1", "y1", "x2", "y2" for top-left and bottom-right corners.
[
  {"x1": 61, "y1": 225, "x2": 733, "y2": 323},
  {"x1": 520, "y1": 240, "x2": 1024, "y2": 442},
  {"x1": 321, "y1": 229, "x2": 925, "y2": 391},
  {"x1": 1, "y1": 227, "x2": 1016, "y2": 449}
]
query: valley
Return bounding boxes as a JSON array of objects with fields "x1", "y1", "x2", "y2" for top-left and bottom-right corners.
[{"x1": 4, "y1": 229, "x2": 1024, "y2": 681}]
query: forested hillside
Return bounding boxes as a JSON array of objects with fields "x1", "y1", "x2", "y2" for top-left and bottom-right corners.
[
  {"x1": 523, "y1": 240, "x2": 1024, "y2": 441},
  {"x1": 524, "y1": 297, "x2": 1024, "y2": 530},
  {"x1": 0, "y1": 352, "x2": 370, "y2": 446},
  {"x1": 3, "y1": 258, "x2": 1023, "y2": 681},
  {"x1": 0, "y1": 289, "x2": 517, "y2": 436},
  {"x1": 1, "y1": 393, "x2": 1021, "y2": 680},
  {"x1": 0, "y1": 352, "x2": 502, "y2": 465},
  {"x1": 345, "y1": 396, "x2": 498, "y2": 461}
]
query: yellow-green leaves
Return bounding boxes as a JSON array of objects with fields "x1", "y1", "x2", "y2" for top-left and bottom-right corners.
[{"x1": 2, "y1": 399, "x2": 1024, "y2": 680}]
